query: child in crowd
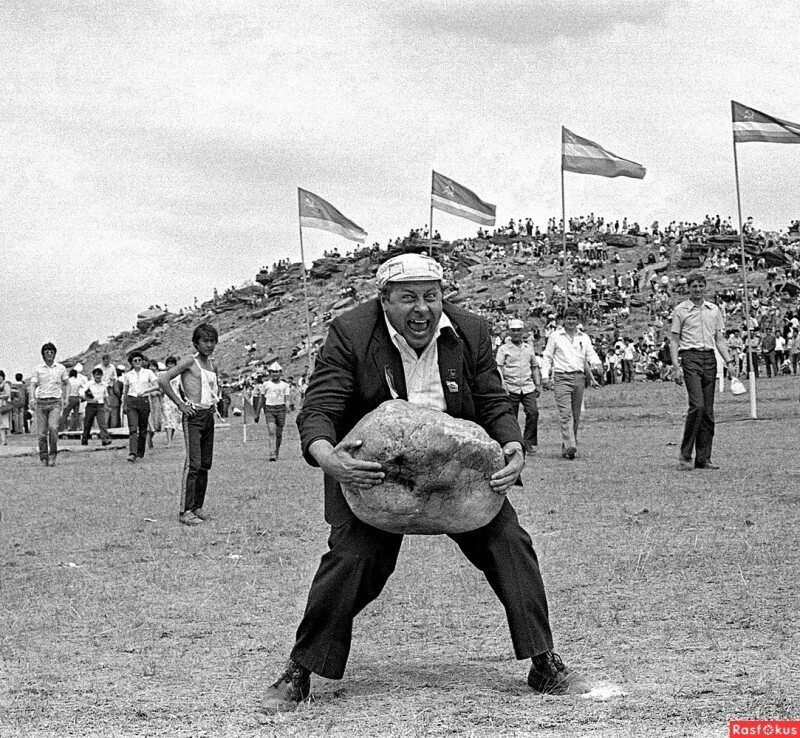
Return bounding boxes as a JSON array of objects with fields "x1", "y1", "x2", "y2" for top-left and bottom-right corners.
[
  {"x1": 160, "y1": 356, "x2": 182, "y2": 446},
  {"x1": 158, "y1": 323, "x2": 220, "y2": 527},
  {"x1": 79, "y1": 367, "x2": 112, "y2": 446}
]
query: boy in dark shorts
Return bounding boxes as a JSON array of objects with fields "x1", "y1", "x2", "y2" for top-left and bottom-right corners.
[{"x1": 158, "y1": 323, "x2": 220, "y2": 526}]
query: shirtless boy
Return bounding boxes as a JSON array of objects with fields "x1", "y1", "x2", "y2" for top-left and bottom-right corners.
[{"x1": 158, "y1": 323, "x2": 220, "y2": 526}]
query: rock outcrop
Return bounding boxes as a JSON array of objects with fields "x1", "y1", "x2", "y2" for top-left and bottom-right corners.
[{"x1": 339, "y1": 400, "x2": 506, "y2": 535}]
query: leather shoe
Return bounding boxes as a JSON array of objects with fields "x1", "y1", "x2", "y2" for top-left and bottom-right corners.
[
  {"x1": 563, "y1": 446, "x2": 577, "y2": 460},
  {"x1": 695, "y1": 462, "x2": 720, "y2": 470},
  {"x1": 528, "y1": 651, "x2": 590, "y2": 695},
  {"x1": 263, "y1": 659, "x2": 311, "y2": 712},
  {"x1": 678, "y1": 456, "x2": 694, "y2": 471}
]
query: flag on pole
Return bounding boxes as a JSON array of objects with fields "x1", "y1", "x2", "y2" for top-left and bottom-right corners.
[
  {"x1": 431, "y1": 171, "x2": 496, "y2": 226},
  {"x1": 732, "y1": 101, "x2": 800, "y2": 144},
  {"x1": 562, "y1": 127, "x2": 646, "y2": 179},
  {"x1": 298, "y1": 188, "x2": 367, "y2": 242}
]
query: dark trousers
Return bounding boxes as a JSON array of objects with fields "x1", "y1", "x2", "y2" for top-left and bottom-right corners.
[
  {"x1": 763, "y1": 351, "x2": 777, "y2": 378},
  {"x1": 81, "y1": 404, "x2": 109, "y2": 443},
  {"x1": 621, "y1": 359, "x2": 634, "y2": 382},
  {"x1": 264, "y1": 404, "x2": 287, "y2": 455},
  {"x1": 507, "y1": 391, "x2": 539, "y2": 447},
  {"x1": 126, "y1": 397, "x2": 150, "y2": 457},
  {"x1": 180, "y1": 407, "x2": 215, "y2": 513},
  {"x1": 291, "y1": 499, "x2": 554, "y2": 680},
  {"x1": 107, "y1": 405, "x2": 121, "y2": 428},
  {"x1": 679, "y1": 350, "x2": 718, "y2": 466},
  {"x1": 746, "y1": 351, "x2": 759, "y2": 378},
  {"x1": 59, "y1": 396, "x2": 81, "y2": 432}
]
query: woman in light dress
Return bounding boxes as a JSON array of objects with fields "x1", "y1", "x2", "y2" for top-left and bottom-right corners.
[{"x1": 160, "y1": 356, "x2": 183, "y2": 445}]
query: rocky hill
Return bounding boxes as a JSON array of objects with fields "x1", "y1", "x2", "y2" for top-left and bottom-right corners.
[{"x1": 64, "y1": 230, "x2": 797, "y2": 382}]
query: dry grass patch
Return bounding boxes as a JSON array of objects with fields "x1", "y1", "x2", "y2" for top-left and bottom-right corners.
[{"x1": 1, "y1": 379, "x2": 799, "y2": 736}]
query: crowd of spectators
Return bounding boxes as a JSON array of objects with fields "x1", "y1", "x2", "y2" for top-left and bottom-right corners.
[{"x1": 4, "y1": 212, "x2": 798, "y2": 446}]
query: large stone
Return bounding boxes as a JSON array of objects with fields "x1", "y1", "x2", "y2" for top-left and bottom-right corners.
[{"x1": 339, "y1": 400, "x2": 506, "y2": 535}]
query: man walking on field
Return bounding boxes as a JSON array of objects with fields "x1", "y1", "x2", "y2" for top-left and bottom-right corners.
[
  {"x1": 670, "y1": 273, "x2": 737, "y2": 470},
  {"x1": 540, "y1": 308, "x2": 602, "y2": 460},
  {"x1": 495, "y1": 318, "x2": 542, "y2": 454}
]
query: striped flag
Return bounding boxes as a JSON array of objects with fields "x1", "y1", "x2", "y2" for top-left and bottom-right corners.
[
  {"x1": 732, "y1": 101, "x2": 800, "y2": 144},
  {"x1": 562, "y1": 127, "x2": 646, "y2": 179},
  {"x1": 431, "y1": 171, "x2": 496, "y2": 226},
  {"x1": 298, "y1": 188, "x2": 367, "y2": 242}
]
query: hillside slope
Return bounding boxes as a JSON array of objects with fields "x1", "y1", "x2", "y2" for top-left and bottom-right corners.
[{"x1": 65, "y1": 232, "x2": 789, "y2": 381}]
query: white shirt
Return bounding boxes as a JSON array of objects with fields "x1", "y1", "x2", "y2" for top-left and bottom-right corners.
[
  {"x1": 262, "y1": 379, "x2": 290, "y2": 406},
  {"x1": 383, "y1": 311, "x2": 450, "y2": 412},
  {"x1": 80, "y1": 379, "x2": 109, "y2": 404},
  {"x1": 30, "y1": 362, "x2": 68, "y2": 400},
  {"x1": 123, "y1": 368, "x2": 159, "y2": 397},
  {"x1": 540, "y1": 327, "x2": 602, "y2": 379}
]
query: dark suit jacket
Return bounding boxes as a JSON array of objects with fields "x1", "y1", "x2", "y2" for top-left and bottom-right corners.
[{"x1": 297, "y1": 298, "x2": 523, "y2": 526}]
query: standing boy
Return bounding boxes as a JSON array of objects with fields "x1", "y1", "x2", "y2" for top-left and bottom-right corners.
[
  {"x1": 158, "y1": 323, "x2": 220, "y2": 526},
  {"x1": 80, "y1": 367, "x2": 112, "y2": 446},
  {"x1": 29, "y1": 343, "x2": 68, "y2": 466}
]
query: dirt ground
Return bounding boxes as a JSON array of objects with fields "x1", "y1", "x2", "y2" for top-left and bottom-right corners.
[{"x1": 1, "y1": 378, "x2": 798, "y2": 737}]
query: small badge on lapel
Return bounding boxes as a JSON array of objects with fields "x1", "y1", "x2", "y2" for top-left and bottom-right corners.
[{"x1": 446, "y1": 381, "x2": 459, "y2": 393}]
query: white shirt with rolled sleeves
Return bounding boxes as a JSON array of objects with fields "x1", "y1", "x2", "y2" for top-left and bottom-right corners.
[{"x1": 540, "y1": 327, "x2": 602, "y2": 380}]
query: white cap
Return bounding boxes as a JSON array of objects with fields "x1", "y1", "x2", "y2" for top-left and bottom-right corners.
[
  {"x1": 268, "y1": 362, "x2": 282, "y2": 372},
  {"x1": 508, "y1": 319, "x2": 524, "y2": 329},
  {"x1": 74, "y1": 363, "x2": 83, "y2": 372},
  {"x1": 376, "y1": 253, "x2": 443, "y2": 288}
]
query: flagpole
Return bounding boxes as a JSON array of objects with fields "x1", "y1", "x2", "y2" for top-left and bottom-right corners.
[
  {"x1": 429, "y1": 171, "x2": 435, "y2": 257},
  {"x1": 731, "y1": 127, "x2": 757, "y2": 418},
  {"x1": 297, "y1": 189, "x2": 315, "y2": 373},
  {"x1": 561, "y1": 156, "x2": 569, "y2": 311}
]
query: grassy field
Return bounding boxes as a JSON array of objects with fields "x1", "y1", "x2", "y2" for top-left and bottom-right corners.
[{"x1": 1, "y1": 378, "x2": 798, "y2": 737}]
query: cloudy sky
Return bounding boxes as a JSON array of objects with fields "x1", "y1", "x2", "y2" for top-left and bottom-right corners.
[{"x1": 2, "y1": 0, "x2": 799, "y2": 373}]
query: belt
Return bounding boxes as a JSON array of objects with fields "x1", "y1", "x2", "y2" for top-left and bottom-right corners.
[{"x1": 679, "y1": 348, "x2": 715, "y2": 353}]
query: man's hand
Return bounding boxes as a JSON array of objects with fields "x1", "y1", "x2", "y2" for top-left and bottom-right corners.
[
  {"x1": 490, "y1": 442, "x2": 525, "y2": 495},
  {"x1": 726, "y1": 359, "x2": 738, "y2": 379},
  {"x1": 180, "y1": 400, "x2": 197, "y2": 417},
  {"x1": 312, "y1": 438, "x2": 385, "y2": 490},
  {"x1": 672, "y1": 364, "x2": 684, "y2": 386},
  {"x1": 541, "y1": 378, "x2": 552, "y2": 390}
]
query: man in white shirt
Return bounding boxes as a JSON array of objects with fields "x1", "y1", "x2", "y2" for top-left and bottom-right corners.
[
  {"x1": 29, "y1": 342, "x2": 69, "y2": 466},
  {"x1": 495, "y1": 319, "x2": 542, "y2": 453},
  {"x1": 261, "y1": 362, "x2": 291, "y2": 461},
  {"x1": 540, "y1": 309, "x2": 602, "y2": 459}
]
